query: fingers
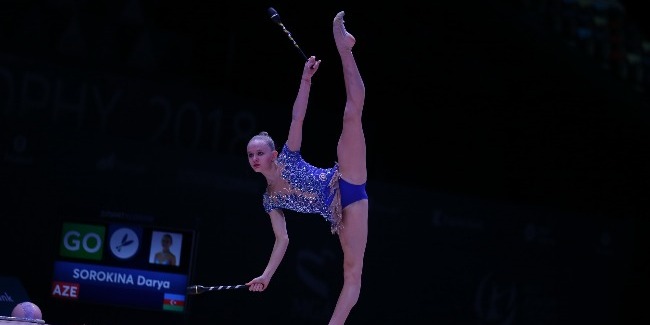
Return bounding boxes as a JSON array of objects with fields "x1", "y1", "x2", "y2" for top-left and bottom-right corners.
[
  {"x1": 248, "y1": 282, "x2": 266, "y2": 292},
  {"x1": 245, "y1": 278, "x2": 266, "y2": 292},
  {"x1": 306, "y1": 56, "x2": 321, "y2": 70}
]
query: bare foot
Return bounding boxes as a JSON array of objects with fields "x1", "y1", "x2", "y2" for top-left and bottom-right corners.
[{"x1": 333, "y1": 11, "x2": 355, "y2": 52}]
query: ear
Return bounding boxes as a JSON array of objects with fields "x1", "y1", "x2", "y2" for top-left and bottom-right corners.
[{"x1": 272, "y1": 150, "x2": 278, "y2": 159}]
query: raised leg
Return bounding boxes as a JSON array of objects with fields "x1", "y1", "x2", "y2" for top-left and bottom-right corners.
[
  {"x1": 334, "y1": 11, "x2": 366, "y2": 184},
  {"x1": 329, "y1": 11, "x2": 369, "y2": 325}
]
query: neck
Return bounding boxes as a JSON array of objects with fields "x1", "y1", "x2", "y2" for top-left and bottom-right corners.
[
  {"x1": 263, "y1": 163, "x2": 280, "y2": 183},
  {"x1": 264, "y1": 166, "x2": 284, "y2": 190}
]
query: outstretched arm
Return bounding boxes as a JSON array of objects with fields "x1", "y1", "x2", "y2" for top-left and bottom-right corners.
[
  {"x1": 286, "y1": 56, "x2": 321, "y2": 152},
  {"x1": 246, "y1": 209, "x2": 289, "y2": 291}
]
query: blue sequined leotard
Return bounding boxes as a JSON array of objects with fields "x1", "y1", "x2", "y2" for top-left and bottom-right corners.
[{"x1": 263, "y1": 143, "x2": 343, "y2": 234}]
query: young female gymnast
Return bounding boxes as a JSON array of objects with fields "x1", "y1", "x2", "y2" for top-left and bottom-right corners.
[{"x1": 245, "y1": 11, "x2": 368, "y2": 325}]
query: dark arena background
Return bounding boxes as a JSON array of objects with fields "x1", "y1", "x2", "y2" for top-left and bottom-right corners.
[{"x1": 1, "y1": 0, "x2": 649, "y2": 324}]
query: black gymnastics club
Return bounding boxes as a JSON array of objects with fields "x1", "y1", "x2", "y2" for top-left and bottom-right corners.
[
  {"x1": 267, "y1": 7, "x2": 308, "y2": 61},
  {"x1": 187, "y1": 284, "x2": 250, "y2": 295}
]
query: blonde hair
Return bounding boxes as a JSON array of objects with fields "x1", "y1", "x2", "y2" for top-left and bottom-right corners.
[{"x1": 249, "y1": 131, "x2": 275, "y2": 150}]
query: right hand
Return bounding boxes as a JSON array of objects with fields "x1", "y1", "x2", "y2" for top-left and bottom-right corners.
[{"x1": 246, "y1": 275, "x2": 270, "y2": 292}]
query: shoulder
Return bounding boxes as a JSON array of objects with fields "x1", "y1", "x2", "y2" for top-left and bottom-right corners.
[
  {"x1": 280, "y1": 142, "x2": 302, "y2": 159},
  {"x1": 278, "y1": 143, "x2": 301, "y2": 164},
  {"x1": 262, "y1": 192, "x2": 273, "y2": 211},
  {"x1": 281, "y1": 142, "x2": 300, "y2": 155}
]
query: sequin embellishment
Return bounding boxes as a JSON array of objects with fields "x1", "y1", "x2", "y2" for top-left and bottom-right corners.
[{"x1": 263, "y1": 143, "x2": 343, "y2": 234}]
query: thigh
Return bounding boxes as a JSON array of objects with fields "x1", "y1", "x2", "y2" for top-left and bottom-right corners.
[
  {"x1": 338, "y1": 199, "x2": 369, "y2": 265},
  {"x1": 337, "y1": 119, "x2": 367, "y2": 183}
]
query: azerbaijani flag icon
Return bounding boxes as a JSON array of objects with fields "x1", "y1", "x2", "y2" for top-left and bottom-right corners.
[{"x1": 163, "y1": 293, "x2": 185, "y2": 312}]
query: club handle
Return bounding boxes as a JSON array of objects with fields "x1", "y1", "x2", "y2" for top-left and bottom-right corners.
[{"x1": 186, "y1": 284, "x2": 250, "y2": 295}]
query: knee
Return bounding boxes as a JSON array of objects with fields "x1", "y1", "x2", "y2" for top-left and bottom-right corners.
[
  {"x1": 342, "y1": 104, "x2": 363, "y2": 122},
  {"x1": 343, "y1": 262, "x2": 363, "y2": 286}
]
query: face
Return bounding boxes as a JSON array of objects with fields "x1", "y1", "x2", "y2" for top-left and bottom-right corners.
[
  {"x1": 162, "y1": 235, "x2": 172, "y2": 247},
  {"x1": 247, "y1": 139, "x2": 276, "y2": 173}
]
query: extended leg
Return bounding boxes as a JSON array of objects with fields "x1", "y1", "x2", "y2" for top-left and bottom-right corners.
[
  {"x1": 334, "y1": 10, "x2": 366, "y2": 184},
  {"x1": 330, "y1": 202, "x2": 368, "y2": 325},
  {"x1": 329, "y1": 11, "x2": 369, "y2": 325}
]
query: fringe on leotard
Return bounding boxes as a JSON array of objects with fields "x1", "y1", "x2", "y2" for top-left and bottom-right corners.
[{"x1": 328, "y1": 169, "x2": 343, "y2": 235}]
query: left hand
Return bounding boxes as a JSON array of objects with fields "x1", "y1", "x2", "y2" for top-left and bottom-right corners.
[{"x1": 303, "y1": 55, "x2": 321, "y2": 81}]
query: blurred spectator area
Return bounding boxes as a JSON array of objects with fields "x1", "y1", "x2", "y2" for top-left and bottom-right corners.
[{"x1": 516, "y1": 0, "x2": 650, "y2": 93}]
